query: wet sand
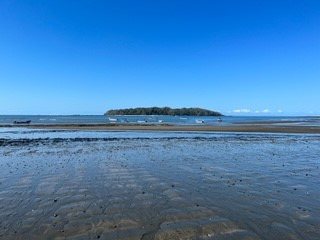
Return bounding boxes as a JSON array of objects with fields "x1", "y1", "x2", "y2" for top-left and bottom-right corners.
[
  {"x1": 0, "y1": 133, "x2": 320, "y2": 239},
  {"x1": 2, "y1": 123, "x2": 320, "y2": 133}
]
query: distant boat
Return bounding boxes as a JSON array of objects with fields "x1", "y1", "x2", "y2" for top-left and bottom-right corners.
[
  {"x1": 158, "y1": 120, "x2": 163, "y2": 123},
  {"x1": 108, "y1": 117, "x2": 117, "y2": 122},
  {"x1": 180, "y1": 117, "x2": 187, "y2": 120},
  {"x1": 195, "y1": 119, "x2": 205, "y2": 124},
  {"x1": 13, "y1": 120, "x2": 31, "y2": 124},
  {"x1": 137, "y1": 120, "x2": 147, "y2": 123},
  {"x1": 217, "y1": 117, "x2": 222, "y2": 122}
]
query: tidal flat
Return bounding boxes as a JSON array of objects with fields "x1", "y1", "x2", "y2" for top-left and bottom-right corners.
[{"x1": 0, "y1": 131, "x2": 319, "y2": 239}]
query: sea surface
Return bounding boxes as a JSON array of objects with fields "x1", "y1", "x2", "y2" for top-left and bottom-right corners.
[{"x1": 1, "y1": 115, "x2": 320, "y2": 126}]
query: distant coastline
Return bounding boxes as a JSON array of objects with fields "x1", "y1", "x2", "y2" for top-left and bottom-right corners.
[{"x1": 105, "y1": 107, "x2": 223, "y2": 116}]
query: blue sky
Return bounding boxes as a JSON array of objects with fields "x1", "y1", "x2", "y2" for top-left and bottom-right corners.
[{"x1": 0, "y1": 0, "x2": 319, "y2": 115}]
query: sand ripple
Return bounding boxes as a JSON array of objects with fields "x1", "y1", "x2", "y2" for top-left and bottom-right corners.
[{"x1": 0, "y1": 134, "x2": 319, "y2": 239}]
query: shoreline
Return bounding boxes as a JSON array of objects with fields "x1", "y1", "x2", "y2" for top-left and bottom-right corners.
[{"x1": 1, "y1": 123, "x2": 320, "y2": 133}]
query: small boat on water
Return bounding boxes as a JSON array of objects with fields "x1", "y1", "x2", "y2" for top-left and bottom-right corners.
[
  {"x1": 137, "y1": 120, "x2": 147, "y2": 123},
  {"x1": 13, "y1": 120, "x2": 31, "y2": 124},
  {"x1": 108, "y1": 117, "x2": 117, "y2": 122},
  {"x1": 158, "y1": 120, "x2": 163, "y2": 123},
  {"x1": 195, "y1": 119, "x2": 205, "y2": 124}
]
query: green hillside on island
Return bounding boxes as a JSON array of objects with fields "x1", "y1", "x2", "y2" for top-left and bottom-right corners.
[{"x1": 105, "y1": 107, "x2": 223, "y2": 116}]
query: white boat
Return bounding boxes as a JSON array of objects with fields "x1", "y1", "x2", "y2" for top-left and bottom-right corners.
[
  {"x1": 108, "y1": 117, "x2": 117, "y2": 122},
  {"x1": 158, "y1": 120, "x2": 163, "y2": 123},
  {"x1": 195, "y1": 119, "x2": 205, "y2": 124},
  {"x1": 120, "y1": 118, "x2": 129, "y2": 123},
  {"x1": 137, "y1": 120, "x2": 147, "y2": 123}
]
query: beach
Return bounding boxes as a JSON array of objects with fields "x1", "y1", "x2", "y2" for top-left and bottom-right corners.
[
  {"x1": 2, "y1": 0, "x2": 320, "y2": 239},
  {"x1": 0, "y1": 129, "x2": 319, "y2": 239}
]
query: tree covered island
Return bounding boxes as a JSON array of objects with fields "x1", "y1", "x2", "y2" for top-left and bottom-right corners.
[{"x1": 105, "y1": 107, "x2": 223, "y2": 116}]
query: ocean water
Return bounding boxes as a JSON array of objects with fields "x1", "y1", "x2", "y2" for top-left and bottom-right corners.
[
  {"x1": 2, "y1": 127, "x2": 317, "y2": 140},
  {"x1": 0, "y1": 115, "x2": 320, "y2": 126}
]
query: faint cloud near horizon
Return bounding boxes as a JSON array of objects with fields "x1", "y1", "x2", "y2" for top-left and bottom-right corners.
[
  {"x1": 232, "y1": 109, "x2": 251, "y2": 113},
  {"x1": 231, "y1": 108, "x2": 285, "y2": 115},
  {"x1": 227, "y1": 108, "x2": 320, "y2": 116}
]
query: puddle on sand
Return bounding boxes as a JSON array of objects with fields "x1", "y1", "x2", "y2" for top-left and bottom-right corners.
[{"x1": 0, "y1": 134, "x2": 320, "y2": 239}]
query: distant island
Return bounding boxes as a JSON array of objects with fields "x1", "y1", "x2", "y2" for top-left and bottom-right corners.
[{"x1": 105, "y1": 107, "x2": 223, "y2": 116}]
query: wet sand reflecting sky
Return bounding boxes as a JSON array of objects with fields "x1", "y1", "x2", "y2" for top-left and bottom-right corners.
[{"x1": 0, "y1": 132, "x2": 319, "y2": 239}]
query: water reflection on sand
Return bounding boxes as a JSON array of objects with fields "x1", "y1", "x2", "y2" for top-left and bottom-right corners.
[{"x1": 0, "y1": 132, "x2": 319, "y2": 239}]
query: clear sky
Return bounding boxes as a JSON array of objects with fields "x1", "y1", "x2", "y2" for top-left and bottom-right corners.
[{"x1": 0, "y1": 0, "x2": 319, "y2": 115}]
